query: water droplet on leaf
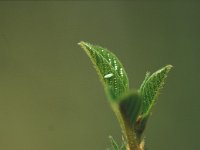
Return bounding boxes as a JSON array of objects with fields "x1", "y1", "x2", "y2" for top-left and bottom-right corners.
[{"x1": 104, "y1": 73, "x2": 114, "y2": 79}]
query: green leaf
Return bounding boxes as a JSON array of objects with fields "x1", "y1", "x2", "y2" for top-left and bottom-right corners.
[
  {"x1": 139, "y1": 65, "x2": 173, "y2": 117},
  {"x1": 78, "y1": 41, "x2": 129, "y2": 101},
  {"x1": 120, "y1": 143, "x2": 126, "y2": 150},
  {"x1": 109, "y1": 136, "x2": 127, "y2": 150},
  {"x1": 109, "y1": 136, "x2": 120, "y2": 150},
  {"x1": 119, "y1": 91, "x2": 142, "y2": 125}
]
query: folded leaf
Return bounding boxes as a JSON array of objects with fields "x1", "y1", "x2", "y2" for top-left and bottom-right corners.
[
  {"x1": 78, "y1": 41, "x2": 129, "y2": 101},
  {"x1": 120, "y1": 91, "x2": 142, "y2": 125},
  {"x1": 139, "y1": 65, "x2": 173, "y2": 117}
]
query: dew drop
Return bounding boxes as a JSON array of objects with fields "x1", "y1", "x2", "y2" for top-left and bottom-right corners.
[
  {"x1": 115, "y1": 65, "x2": 118, "y2": 70},
  {"x1": 120, "y1": 68, "x2": 123, "y2": 76},
  {"x1": 104, "y1": 73, "x2": 114, "y2": 79}
]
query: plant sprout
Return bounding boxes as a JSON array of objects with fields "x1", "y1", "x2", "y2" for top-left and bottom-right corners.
[{"x1": 78, "y1": 41, "x2": 173, "y2": 150}]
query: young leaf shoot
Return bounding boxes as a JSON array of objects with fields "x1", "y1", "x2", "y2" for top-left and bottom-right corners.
[{"x1": 79, "y1": 41, "x2": 172, "y2": 150}]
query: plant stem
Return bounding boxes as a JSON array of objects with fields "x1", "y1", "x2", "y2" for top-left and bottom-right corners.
[{"x1": 124, "y1": 121, "x2": 142, "y2": 150}]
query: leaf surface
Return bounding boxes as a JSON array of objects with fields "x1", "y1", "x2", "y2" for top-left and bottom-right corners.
[
  {"x1": 79, "y1": 41, "x2": 129, "y2": 101},
  {"x1": 139, "y1": 65, "x2": 173, "y2": 116}
]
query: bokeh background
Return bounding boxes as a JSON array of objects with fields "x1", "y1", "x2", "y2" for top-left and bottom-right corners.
[{"x1": 0, "y1": 1, "x2": 199, "y2": 150}]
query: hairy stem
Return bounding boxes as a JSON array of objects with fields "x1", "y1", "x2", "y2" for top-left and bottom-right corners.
[{"x1": 124, "y1": 121, "x2": 142, "y2": 150}]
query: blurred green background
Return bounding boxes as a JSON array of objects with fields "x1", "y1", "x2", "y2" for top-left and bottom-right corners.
[{"x1": 0, "y1": 1, "x2": 199, "y2": 150}]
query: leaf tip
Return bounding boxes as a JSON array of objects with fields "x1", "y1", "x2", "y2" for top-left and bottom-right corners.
[
  {"x1": 160, "y1": 64, "x2": 173, "y2": 77},
  {"x1": 78, "y1": 41, "x2": 86, "y2": 48},
  {"x1": 78, "y1": 41, "x2": 91, "y2": 48},
  {"x1": 165, "y1": 64, "x2": 173, "y2": 71}
]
